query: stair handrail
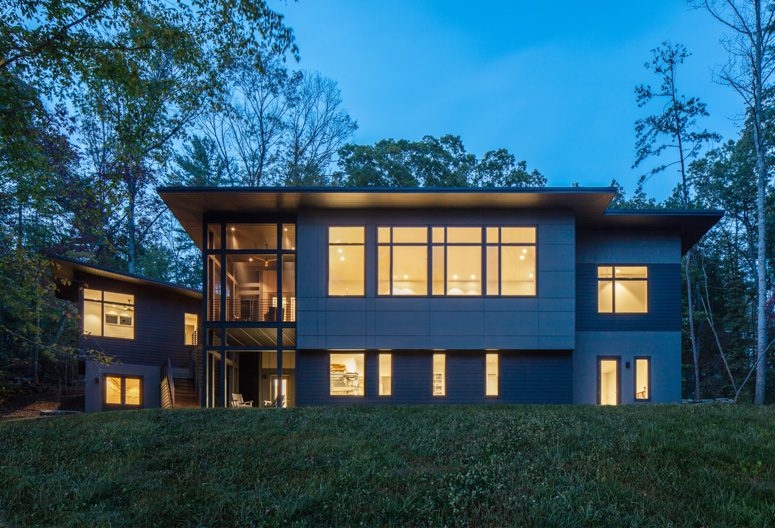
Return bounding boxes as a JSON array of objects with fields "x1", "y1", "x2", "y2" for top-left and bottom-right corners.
[
  {"x1": 164, "y1": 357, "x2": 176, "y2": 408},
  {"x1": 190, "y1": 347, "x2": 201, "y2": 407}
]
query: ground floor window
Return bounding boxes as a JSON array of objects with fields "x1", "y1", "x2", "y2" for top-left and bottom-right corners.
[
  {"x1": 330, "y1": 352, "x2": 365, "y2": 396},
  {"x1": 104, "y1": 375, "x2": 142, "y2": 408},
  {"x1": 433, "y1": 353, "x2": 446, "y2": 396},
  {"x1": 598, "y1": 358, "x2": 619, "y2": 405},
  {"x1": 485, "y1": 353, "x2": 499, "y2": 396},
  {"x1": 635, "y1": 357, "x2": 651, "y2": 401},
  {"x1": 379, "y1": 353, "x2": 392, "y2": 396}
]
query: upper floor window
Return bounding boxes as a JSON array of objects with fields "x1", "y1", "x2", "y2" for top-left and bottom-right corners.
[
  {"x1": 206, "y1": 222, "x2": 296, "y2": 321},
  {"x1": 486, "y1": 227, "x2": 536, "y2": 296},
  {"x1": 328, "y1": 227, "x2": 365, "y2": 296},
  {"x1": 597, "y1": 266, "x2": 648, "y2": 314},
  {"x1": 378, "y1": 227, "x2": 428, "y2": 295},
  {"x1": 374, "y1": 225, "x2": 537, "y2": 297},
  {"x1": 436, "y1": 227, "x2": 482, "y2": 295},
  {"x1": 83, "y1": 289, "x2": 135, "y2": 339}
]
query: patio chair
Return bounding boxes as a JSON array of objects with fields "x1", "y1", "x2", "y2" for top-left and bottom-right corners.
[{"x1": 231, "y1": 393, "x2": 253, "y2": 408}]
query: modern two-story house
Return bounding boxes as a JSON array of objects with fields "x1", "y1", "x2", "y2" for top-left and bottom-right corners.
[{"x1": 154, "y1": 186, "x2": 721, "y2": 408}]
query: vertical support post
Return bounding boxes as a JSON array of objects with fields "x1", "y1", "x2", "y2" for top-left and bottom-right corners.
[
  {"x1": 201, "y1": 218, "x2": 209, "y2": 408},
  {"x1": 220, "y1": 222, "x2": 227, "y2": 407},
  {"x1": 276, "y1": 222, "x2": 284, "y2": 408}
]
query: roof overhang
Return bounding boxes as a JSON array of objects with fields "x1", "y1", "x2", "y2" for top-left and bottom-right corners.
[
  {"x1": 157, "y1": 186, "x2": 723, "y2": 255},
  {"x1": 158, "y1": 186, "x2": 617, "y2": 247},
  {"x1": 581, "y1": 210, "x2": 724, "y2": 254},
  {"x1": 50, "y1": 256, "x2": 202, "y2": 300}
]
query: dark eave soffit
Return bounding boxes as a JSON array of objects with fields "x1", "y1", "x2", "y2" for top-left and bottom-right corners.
[{"x1": 157, "y1": 186, "x2": 723, "y2": 254}]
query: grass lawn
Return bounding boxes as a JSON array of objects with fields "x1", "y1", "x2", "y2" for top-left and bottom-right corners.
[{"x1": 0, "y1": 405, "x2": 773, "y2": 527}]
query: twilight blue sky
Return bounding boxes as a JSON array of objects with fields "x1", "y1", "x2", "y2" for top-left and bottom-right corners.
[{"x1": 277, "y1": 0, "x2": 741, "y2": 200}]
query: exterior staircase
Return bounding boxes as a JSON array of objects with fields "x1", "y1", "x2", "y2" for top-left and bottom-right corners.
[{"x1": 172, "y1": 377, "x2": 199, "y2": 408}]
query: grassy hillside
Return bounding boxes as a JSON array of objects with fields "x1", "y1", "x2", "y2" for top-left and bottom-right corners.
[{"x1": 0, "y1": 405, "x2": 773, "y2": 527}]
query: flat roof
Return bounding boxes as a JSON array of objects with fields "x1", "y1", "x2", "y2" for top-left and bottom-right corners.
[
  {"x1": 158, "y1": 186, "x2": 723, "y2": 254},
  {"x1": 50, "y1": 256, "x2": 202, "y2": 299}
]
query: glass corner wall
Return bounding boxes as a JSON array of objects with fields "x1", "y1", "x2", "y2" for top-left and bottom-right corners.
[{"x1": 203, "y1": 220, "x2": 296, "y2": 408}]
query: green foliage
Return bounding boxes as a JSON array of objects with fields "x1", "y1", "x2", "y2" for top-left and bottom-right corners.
[
  {"x1": 336, "y1": 135, "x2": 546, "y2": 188},
  {"x1": 0, "y1": 0, "x2": 296, "y2": 385},
  {"x1": 0, "y1": 405, "x2": 773, "y2": 526}
]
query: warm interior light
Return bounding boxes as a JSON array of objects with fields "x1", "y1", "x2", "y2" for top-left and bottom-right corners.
[
  {"x1": 283, "y1": 227, "x2": 288, "y2": 231},
  {"x1": 519, "y1": 255, "x2": 525, "y2": 260},
  {"x1": 337, "y1": 248, "x2": 343, "y2": 254},
  {"x1": 522, "y1": 249, "x2": 527, "y2": 254},
  {"x1": 452, "y1": 274, "x2": 458, "y2": 280},
  {"x1": 230, "y1": 227, "x2": 235, "y2": 232},
  {"x1": 249, "y1": 257, "x2": 253, "y2": 262},
  {"x1": 470, "y1": 274, "x2": 476, "y2": 279},
  {"x1": 339, "y1": 256, "x2": 345, "y2": 262},
  {"x1": 403, "y1": 274, "x2": 409, "y2": 279}
]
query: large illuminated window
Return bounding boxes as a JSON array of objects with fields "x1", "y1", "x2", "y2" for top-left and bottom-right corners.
[
  {"x1": 378, "y1": 227, "x2": 428, "y2": 295},
  {"x1": 635, "y1": 357, "x2": 650, "y2": 401},
  {"x1": 379, "y1": 353, "x2": 392, "y2": 396},
  {"x1": 486, "y1": 227, "x2": 536, "y2": 296},
  {"x1": 433, "y1": 353, "x2": 446, "y2": 396},
  {"x1": 83, "y1": 289, "x2": 135, "y2": 339},
  {"x1": 445, "y1": 228, "x2": 481, "y2": 295},
  {"x1": 597, "y1": 266, "x2": 648, "y2": 313},
  {"x1": 329, "y1": 227, "x2": 365, "y2": 296},
  {"x1": 376, "y1": 225, "x2": 536, "y2": 297},
  {"x1": 485, "y1": 353, "x2": 499, "y2": 396},
  {"x1": 104, "y1": 375, "x2": 142, "y2": 408},
  {"x1": 330, "y1": 352, "x2": 365, "y2": 396}
]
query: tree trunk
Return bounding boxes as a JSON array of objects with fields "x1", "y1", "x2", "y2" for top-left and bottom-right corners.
[
  {"x1": 753, "y1": 0, "x2": 768, "y2": 405},
  {"x1": 685, "y1": 251, "x2": 701, "y2": 399},
  {"x1": 127, "y1": 168, "x2": 137, "y2": 273},
  {"x1": 672, "y1": 82, "x2": 701, "y2": 400}
]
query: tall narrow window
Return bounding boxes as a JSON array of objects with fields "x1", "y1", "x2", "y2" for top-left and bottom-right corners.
[
  {"x1": 597, "y1": 266, "x2": 648, "y2": 313},
  {"x1": 330, "y1": 352, "x2": 365, "y2": 396},
  {"x1": 379, "y1": 353, "x2": 392, "y2": 396},
  {"x1": 485, "y1": 353, "x2": 499, "y2": 396},
  {"x1": 598, "y1": 358, "x2": 619, "y2": 405},
  {"x1": 432, "y1": 353, "x2": 446, "y2": 396},
  {"x1": 378, "y1": 227, "x2": 428, "y2": 295},
  {"x1": 635, "y1": 357, "x2": 650, "y2": 401},
  {"x1": 184, "y1": 313, "x2": 198, "y2": 345},
  {"x1": 445, "y1": 228, "x2": 481, "y2": 295},
  {"x1": 328, "y1": 227, "x2": 365, "y2": 296}
]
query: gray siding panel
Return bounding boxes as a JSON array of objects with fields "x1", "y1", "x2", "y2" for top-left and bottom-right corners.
[
  {"x1": 296, "y1": 209, "x2": 576, "y2": 350},
  {"x1": 77, "y1": 272, "x2": 200, "y2": 369}
]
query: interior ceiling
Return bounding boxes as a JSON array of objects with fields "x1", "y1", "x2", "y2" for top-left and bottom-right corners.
[{"x1": 158, "y1": 186, "x2": 723, "y2": 254}]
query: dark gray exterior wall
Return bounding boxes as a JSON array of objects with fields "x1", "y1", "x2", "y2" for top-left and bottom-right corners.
[
  {"x1": 84, "y1": 360, "x2": 161, "y2": 412},
  {"x1": 296, "y1": 350, "x2": 572, "y2": 405},
  {"x1": 573, "y1": 231, "x2": 682, "y2": 404},
  {"x1": 76, "y1": 272, "x2": 200, "y2": 369},
  {"x1": 296, "y1": 208, "x2": 576, "y2": 351},
  {"x1": 75, "y1": 271, "x2": 200, "y2": 412}
]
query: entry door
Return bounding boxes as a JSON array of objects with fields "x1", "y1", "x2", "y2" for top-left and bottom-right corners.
[
  {"x1": 598, "y1": 358, "x2": 620, "y2": 405},
  {"x1": 270, "y1": 375, "x2": 289, "y2": 408}
]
